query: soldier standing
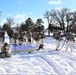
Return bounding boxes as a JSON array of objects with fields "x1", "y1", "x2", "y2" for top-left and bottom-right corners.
[
  {"x1": 65, "y1": 32, "x2": 75, "y2": 52},
  {"x1": 26, "y1": 31, "x2": 32, "y2": 45},
  {"x1": 53, "y1": 31, "x2": 62, "y2": 50}
]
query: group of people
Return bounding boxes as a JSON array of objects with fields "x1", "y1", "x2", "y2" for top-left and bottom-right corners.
[
  {"x1": 0, "y1": 27, "x2": 44, "y2": 58},
  {"x1": 12, "y1": 27, "x2": 44, "y2": 50},
  {"x1": 0, "y1": 30, "x2": 75, "y2": 59},
  {"x1": 53, "y1": 31, "x2": 75, "y2": 52}
]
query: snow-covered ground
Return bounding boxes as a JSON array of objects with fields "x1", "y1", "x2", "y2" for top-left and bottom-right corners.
[{"x1": 0, "y1": 36, "x2": 76, "y2": 75}]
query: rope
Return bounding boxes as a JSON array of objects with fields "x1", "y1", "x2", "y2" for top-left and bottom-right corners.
[{"x1": 59, "y1": 39, "x2": 66, "y2": 51}]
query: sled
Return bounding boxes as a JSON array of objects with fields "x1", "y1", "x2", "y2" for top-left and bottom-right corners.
[{"x1": 10, "y1": 44, "x2": 37, "y2": 53}]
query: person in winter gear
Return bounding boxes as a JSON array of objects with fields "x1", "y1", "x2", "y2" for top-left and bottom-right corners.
[
  {"x1": 32, "y1": 30, "x2": 44, "y2": 50},
  {"x1": 65, "y1": 32, "x2": 75, "y2": 52},
  {"x1": 26, "y1": 31, "x2": 32, "y2": 45},
  {"x1": 36, "y1": 32, "x2": 44, "y2": 50},
  {"x1": 0, "y1": 43, "x2": 11, "y2": 58},
  {"x1": 13, "y1": 32, "x2": 19, "y2": 46},
  {"x1": 53, "y1": 31, "x2": 62, "y2": 50}
]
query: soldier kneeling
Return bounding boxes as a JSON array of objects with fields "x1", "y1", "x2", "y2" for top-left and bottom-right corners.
[
  {"x1": 36, "y1": 32, "x2": 44, "y2": 50},
  {"x1": 0, "y1": 43, "x2": 11, "y2": 58}
]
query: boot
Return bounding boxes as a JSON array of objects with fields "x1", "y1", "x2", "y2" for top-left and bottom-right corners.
[
  {"x1": 37, "y1": 44, "x2": 43, "y2": 50},
  {"x1": 40, "y1": 44, "x2": 43, "y2": 49}
]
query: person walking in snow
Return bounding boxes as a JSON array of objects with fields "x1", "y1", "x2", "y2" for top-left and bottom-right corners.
[
  {"x1": 36, "y1": 32, "x2": 44, "y2": 50},
  {"x1": 53, "y1": 31, "x2": 62, "y2": 50},
  {"x1": 65, "y1": 32, "x2": 75, "y2": 52},
  {"x1": 32, "y1": 31, "x2": 44, "y2": 50},
  {"x1": 0, "y1": 43, "x2": 11, "y2": 58},
  {"x1": 32, "y1": 25, "x2": 44, "y2": 50}
]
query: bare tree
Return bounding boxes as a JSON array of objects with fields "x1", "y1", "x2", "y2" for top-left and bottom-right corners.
[
  {"x1": 2, "y1": 17, "x2": 14, "y2": 36},
  {"x1": 44, "y1": 11, "x2": 50, "y2": 25},
  {"x1": 43, "y1": 8, "x2": 73, "y2": 35},
  {"x1": 44, "y1": 11, "x2": 52, "y2": 36},
  {"x1": 67, "y1": 11, "x2": 76, "y2": 33},
  {"x1": 50, "y1": 8, "x2": 71, "y2": 29},
  {"x1": 6, "y1": 17, "x2": 14, "y2": 27}
]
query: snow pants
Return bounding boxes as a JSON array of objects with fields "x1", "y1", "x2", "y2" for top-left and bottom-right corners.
[
  {"x1": 66, "y1": 41, "x2": 74, "y2": 52},
  {"x1": 55, "y1": 40, "x2": 60, "y2": 50},
  {"x1": 36, "y1": 39, "x2": 43, "y2": 49}
]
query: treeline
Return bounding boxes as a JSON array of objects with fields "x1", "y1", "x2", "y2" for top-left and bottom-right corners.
[
  {"x1": 1, "y1": 7, "x2": 76, "y2": 35},
  {"x1": 44, "y1": 8, "x2": 76, "y2": 35}
]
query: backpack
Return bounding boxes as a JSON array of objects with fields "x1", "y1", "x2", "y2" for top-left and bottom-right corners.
[
  {"x1": 53, "y1": 32, "x2": 61, "y2": 41},
  {"x1": 66, "y1": 34, "x2": 75, "y2": 41}
]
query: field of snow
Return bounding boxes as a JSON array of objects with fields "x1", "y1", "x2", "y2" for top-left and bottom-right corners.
[{"x1": 0, "y1": 36, "x2": 76, "y2": 75}]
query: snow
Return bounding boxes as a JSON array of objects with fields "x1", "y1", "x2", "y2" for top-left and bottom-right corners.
[
  {"x1": 0, "y1": 36, "x2": 76, "y2": 75},
  {"x1": 4, "y1": 31, "x2": 10, "y2": 44}
]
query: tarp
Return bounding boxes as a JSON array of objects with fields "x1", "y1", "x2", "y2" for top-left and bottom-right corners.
[
  {"x1": 10, "y1": 44, "x2": 37, "y2": 53},
  {"x1": 3, "y1": 31, "x2": 37, "y2": 53}
]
